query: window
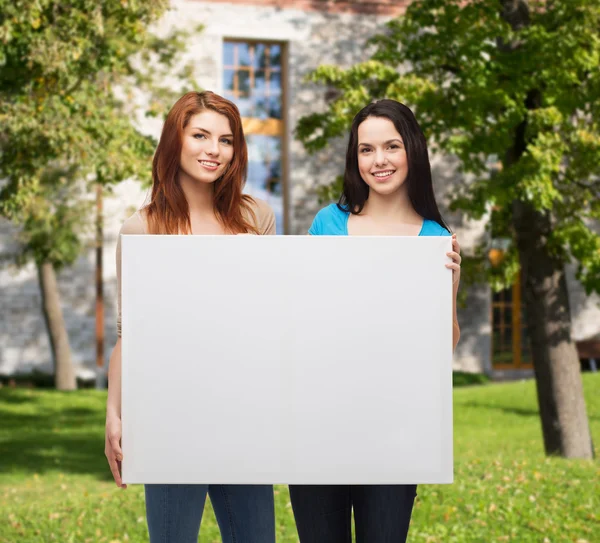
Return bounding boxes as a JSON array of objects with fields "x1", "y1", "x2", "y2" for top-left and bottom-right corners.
[
  {"x1": 491, "y1": 274, "x2": 532, "y2": 369},
  {"x1": 223, "y1": 41, "x2": 286, "y2": 234},
  {"x1": 489, "y1": 206, "x2": 532, "y2": 369}
]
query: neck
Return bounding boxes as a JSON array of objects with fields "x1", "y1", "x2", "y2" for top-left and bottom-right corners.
[
  {"x1": 178, "y1": 173, "x2": 215, "y2": 216},
  {"x1": 362, "y1": 186, "x2": 421, "y2": 222}
]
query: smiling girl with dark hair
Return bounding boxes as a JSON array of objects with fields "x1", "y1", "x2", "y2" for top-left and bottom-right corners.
[{"x1": 290, "y1": 99, "x2": 461, "y2": 543}]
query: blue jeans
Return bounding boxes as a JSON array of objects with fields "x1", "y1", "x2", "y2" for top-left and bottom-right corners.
[
  {"x1": 145, "y1": 484, "x2": 275, "y2": 543},
  {"x1": 289, "y1": 484, "x2": 417, "y2": 543}
]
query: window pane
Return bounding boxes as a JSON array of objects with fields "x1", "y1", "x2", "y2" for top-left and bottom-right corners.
[
  {"x1": 267, "y1": 96, "x2": 281, "y2": 119},
  {"x1": 254, "y1": 95, "x2": 269, "y2": 120},
  {"x1": 255, "y1": 70, "x2": 266, "y2": 92},
  {"x1": 223, "y1": 70, "x2": 235, "y2": 92},
  {"x1": 269, "y1": 44, "x2": 282, "y2": 68},
  {"x1": 237, "y1": 43, "x2": 251, "y2": 66},
  {"x1": 235, "y1": 96, "x2": 253, "y2": 117},
  {"x1": 237, "y1": 70, "x2": 251, "y2": 96},
  {"x1": 493, "y1": 307, "x2": 501, "y2": 325},
  {"x1": 253, "y1": 44, "x2": 267, "y2": 69},
  {"x1": 223, "y1": 42, "x2": 235, "y2": 67},
  {"x1": 493, "y1": 330, "x2": 502, "y2": 351},
  {"x1": 270, "y1": 71, "x2": 281, "y2": 94}
]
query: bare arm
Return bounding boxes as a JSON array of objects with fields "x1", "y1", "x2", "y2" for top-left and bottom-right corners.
[
  {"x1": 452, "y1": 285, "x2": 460, "y2": 352},
  {"x1": 104, "y1": 211, "x2": 145, "y2": 488},
  {"x1": 105, "y1": 339, "x2": 126, "y2": 488},
  {"x1": 106, "y1": 339, "x2": 122, "y2": 420},
  {"x1": 447, "y1": 234, "x2": 461, "y2": 352}
]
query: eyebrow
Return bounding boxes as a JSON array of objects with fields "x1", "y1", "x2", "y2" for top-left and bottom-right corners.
[
  {"x1": 358, "y1": 138, "x2": 403, "y2": 147},
  {"x1": 191, "y1": 127, "x2": 234, "y2": 138}
]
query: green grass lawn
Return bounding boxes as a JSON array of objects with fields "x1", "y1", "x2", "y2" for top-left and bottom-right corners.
[{"x1": 1, "y1": 374, "x2": 599, "y2": 543}]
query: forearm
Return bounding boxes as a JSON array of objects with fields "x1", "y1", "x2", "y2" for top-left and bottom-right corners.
[
  {"x1": 452, "y1": 284, "x2": 460, "y2": 352},
  {"x1": 106, "y1": 339, "x2": 122, "y2": 419}
]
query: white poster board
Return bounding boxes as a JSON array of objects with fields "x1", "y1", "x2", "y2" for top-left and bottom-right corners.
[{"x1": 121, "y1": 235, "x2": 453, "y2": 485}]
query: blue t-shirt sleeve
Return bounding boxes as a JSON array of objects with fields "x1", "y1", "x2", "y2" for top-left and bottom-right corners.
[
  {"x1": 309, "y1": 204, "x2": 345, "y2": 235},
  {"x1": 421, "y1": 219, "x2": 451, "y2": 236}
]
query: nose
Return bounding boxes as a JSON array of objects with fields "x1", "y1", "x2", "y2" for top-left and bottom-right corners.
[
  {"x1": 206, "y1": 138, "x2": 220, "y2": 157},
  {"x1": 374, "y1": 148, "x2": 387, "y2": 167}
]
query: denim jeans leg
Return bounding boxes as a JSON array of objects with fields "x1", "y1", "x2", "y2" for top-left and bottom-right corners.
[
  {"x1": 289, "y1": 485, "x2": 352, "y2": 543},
  {"x1": 209, "y1": 484, "x2": 275, "y2": 543},
  {"x1": 352, "y1": 484, "x2": 417, "y2": 543},
  {"x1": 145, "y1": 484, "x2": 209, "y2": 543}
]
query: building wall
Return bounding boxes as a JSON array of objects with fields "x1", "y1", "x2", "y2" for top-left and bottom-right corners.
[
  {"x1": 1, "y1": 0, "x2": 598, "y2": 379},
  {"x1": 567, "y1": 265, "x2": 600, "y2": 343},
  {"x1": 189, "y1": 0, "x2": 409, "y2": 16}
]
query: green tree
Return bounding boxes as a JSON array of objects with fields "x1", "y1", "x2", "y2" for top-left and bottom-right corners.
[
  {"x1": 0, "y1": 0, "x2": 197, "y2": 389},
  {"x1": 297, "y1": 0, "x2": 599, "y2": 458}
]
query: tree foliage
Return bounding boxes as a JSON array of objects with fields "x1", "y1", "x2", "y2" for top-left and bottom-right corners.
[
  {"x1": 298, "y1": 0, "x2": 600, "y2": 295},
  {"x1": 0, "y1": 0, "x2": 199, "y2": 267},
  {"x1": 0, "y1": 1, "x2": 200, "y2": 388}
]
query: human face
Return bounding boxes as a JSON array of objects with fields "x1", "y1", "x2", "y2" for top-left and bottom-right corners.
[
  {"x1": 357, "y1": 116, "x2": 408, "y2": 196},
  {"x1": 179, "y1": 110, "x2": 234, "y2": 185}
]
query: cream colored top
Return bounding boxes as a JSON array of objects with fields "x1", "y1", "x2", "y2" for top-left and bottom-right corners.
[{"x1": 116, "y1": 198, "x2": 276, "y2": 336}]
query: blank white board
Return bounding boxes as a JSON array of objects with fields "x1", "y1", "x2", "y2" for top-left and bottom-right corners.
[{"x1": 121, "y1": 235, "x2": 453, "y2": 484}]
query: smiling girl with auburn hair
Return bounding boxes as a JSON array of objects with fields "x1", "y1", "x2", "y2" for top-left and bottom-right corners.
[
  {"x1": 146, "y1": 91, "x2": 261, "y2": 235},
  {"x1": 104, "y1": 91, "x2": 276, "y2": 543}
]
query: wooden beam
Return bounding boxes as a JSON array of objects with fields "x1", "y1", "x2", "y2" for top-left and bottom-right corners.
[{"x1": 242, "y1": 117, "x2": 283, "y2": 136}]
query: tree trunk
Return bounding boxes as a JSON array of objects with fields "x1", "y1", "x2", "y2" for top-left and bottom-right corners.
[
  {"x1": 501, "y1": 0, "x2": 593, "y2": 459},
  {"x1": 512, "y1": 203, "x2": 593, "y2": 458},
  {"x1": 37, "y1": 261, "x2": 77, "y2": 390}
]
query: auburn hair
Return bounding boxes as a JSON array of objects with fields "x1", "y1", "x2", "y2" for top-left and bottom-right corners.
[{"x1": 145, "y1": 91, "x2": 258, "y2": 234}]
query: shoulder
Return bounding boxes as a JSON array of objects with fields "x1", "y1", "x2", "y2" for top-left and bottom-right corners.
[
  {"x1": 420, "y1": 219, "x2": 451, "y2": 237},
  {"x1": 119, "y1": 210, "x2": 147, "y2": 236},
  {"x1": 309, "y1": 203, "x2": 348, "y2": 235},
  {"x1": 249, "y1": 196, "x2": 274, "y2": 220},
  {"x1": 245, "y1": 196, "x2": 276, "y2": 235}
]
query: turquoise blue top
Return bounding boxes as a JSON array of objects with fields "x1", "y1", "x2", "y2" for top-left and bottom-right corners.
[{"x1": 309, "y1": 203, "x2": 451, "y2": 237}]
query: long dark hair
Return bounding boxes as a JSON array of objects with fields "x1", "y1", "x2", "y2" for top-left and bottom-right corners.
[{"x1": 339, "y1": 99, "x2": 449, "y2": 232}]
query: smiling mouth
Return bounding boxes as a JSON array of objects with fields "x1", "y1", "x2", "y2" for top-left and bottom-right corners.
[
  {"x1": 198, "y1": 160, "x2": 220, "y2": 170},
  {"x1": 372, "y1": 170, "x2": 396, "y2": 179}
]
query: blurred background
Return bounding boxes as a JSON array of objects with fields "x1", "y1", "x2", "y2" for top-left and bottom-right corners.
[{"x1": 1, "y1": 1, "x2": 599, "y2": 541}]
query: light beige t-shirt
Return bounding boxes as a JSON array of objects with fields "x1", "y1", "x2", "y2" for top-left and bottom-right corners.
[{"x1": 116, "y1": 198, "x2": 276, "y2": 337}]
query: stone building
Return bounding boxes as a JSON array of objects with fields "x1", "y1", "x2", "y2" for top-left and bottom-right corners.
[{"x1": 1, "y1": 0, "x2": 598, "y2": 381}]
